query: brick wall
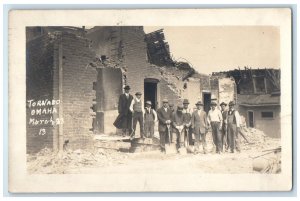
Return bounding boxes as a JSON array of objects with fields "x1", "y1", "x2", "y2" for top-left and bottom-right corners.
[
  {"x1": 60, "y1": 33, "x2": 97, "y2": 149},
  {"x1": 26, "y1": 34, "x2": 55, "y2": 153}
]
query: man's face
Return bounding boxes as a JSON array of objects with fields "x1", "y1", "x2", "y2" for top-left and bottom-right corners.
[
  {"x1": 221, "y1": 105, "x2": 226, "y2": 111},
  {"x1": 136, "y1": 95, "x2": 142, "y2": 99},
  {"x1": 229, "y1": 105, "x2": 234, "y2": 110},
  {"x1": 183, "y1": 104, "x2": 189, "y2": 109},
  {"x1": 146, "y1": 104, "x2": 151, "y2": 109},
  {"x1": 211, "y1": 105, "x2": 216, "y2": 110},
  {"x1": 125, "y1": 89, "x2": 130, "y2": 93},
  {"x1": 197, "y1": 105, "x2": 202, "y2": 110},
  {"x1": 163, "y1": 102, "x2": 168, "y2": 107}
]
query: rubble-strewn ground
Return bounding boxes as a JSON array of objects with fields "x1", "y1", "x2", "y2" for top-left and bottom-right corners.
[{"x1": 27, "y1": 127, "x2": 280, "y2": 174}]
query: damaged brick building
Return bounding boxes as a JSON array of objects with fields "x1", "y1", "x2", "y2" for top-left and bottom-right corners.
[
  {"x1": 212, "y1": 68, "x2": 281, "y2": 138},
  {"x1": 26, "y1": 26, "x2": 272, "y2": 153}
]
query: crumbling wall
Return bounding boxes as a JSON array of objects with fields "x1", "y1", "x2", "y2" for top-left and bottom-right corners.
[
  {"x1": 239, "y1": 106, "x2": 281, "y2": 138},
  {"x1": 60, "y1": 32, "x2": 97, "y2": 149},
  {"x1": 218, "y1": 77, "x2": 236, "y2": 105},
  {"x1": 26, "y1": 34, "x2": 55, "y2": 153}
]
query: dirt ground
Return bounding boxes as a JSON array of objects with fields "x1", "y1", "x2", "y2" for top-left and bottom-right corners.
[{"x1": 27, "y1": 127, "x2": 281, "y2": 175}]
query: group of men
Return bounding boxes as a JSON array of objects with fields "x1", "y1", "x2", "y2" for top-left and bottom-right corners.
[{"x1": 114, "y1": 85, "x2": 241, "y2": 154}]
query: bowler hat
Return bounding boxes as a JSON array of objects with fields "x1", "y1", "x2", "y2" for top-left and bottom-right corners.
[
  {"x1": 228, "y1": 101, "x2": 235, "y2": 106},
  {"x1": 124, "y1": 85, "x2": 130, "y2": 90},
  {"x1": 183, "y1": 99, "x2": 190, "y2": 104},
  {"x1": 162, "y1": 99, "x2": 168, "y2": 103},
  {"x1": 210, "y1": 101, "x2": 217, "y2": 106},
  {"x1": 135, "y1": 92, "x2": 142, "y2": 96},
  {"x1": 195, "y1": 101, "x2": 203, "y2": 106},
  {"x1": 220, "y1": 102, "x2": 227, "y2": 106},
  {"x1": 145, "y1": 100, "x2": 152, "y2": 105}
]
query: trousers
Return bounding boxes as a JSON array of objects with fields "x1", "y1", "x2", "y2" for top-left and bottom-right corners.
[
  {"x1": 211, "y1": 122, "x2": 222, "y2": 152},
  {"x1": 132, "y1": 112, "x2": 144, "y2": 138}
]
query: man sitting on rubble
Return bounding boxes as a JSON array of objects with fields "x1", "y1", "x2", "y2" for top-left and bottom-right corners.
[
  {"x1": 182, "y1": 99, "x2": 193, "y2": 146},
  {"x1": 227, "y1": 101, "x2": 241, "y2": 153},
  {"x1": 171, "y1": 105, "x2": 185, "y2": 150},
  {"x1": 129, "y1": 92, "x2": 145, "y2": 140}
]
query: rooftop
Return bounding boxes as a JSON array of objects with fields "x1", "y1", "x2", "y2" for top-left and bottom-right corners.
[{"x1": 238, "y1": 94, "x2": 280, "y2": 107}]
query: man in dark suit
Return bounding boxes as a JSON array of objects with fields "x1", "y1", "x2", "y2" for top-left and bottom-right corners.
[
  {"x1": 113, "y1": 85, "x2": 133, "y2": 137},
  {"x1": 191, "y1": 101, "x2": 208, "y2": 154},
  {"x1": 157, "y1": 99, "x2": 172, "y2": 153},
  {"x1": 220, "y1": 102, "x2": 228, "y2": 151}
]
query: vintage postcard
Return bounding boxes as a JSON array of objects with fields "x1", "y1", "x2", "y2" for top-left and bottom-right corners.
[{"x1": 8, "y1": 9, "x2": 292, "y2": 192}]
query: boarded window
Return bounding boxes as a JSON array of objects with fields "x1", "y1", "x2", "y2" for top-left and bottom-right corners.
[{"x1": 261, "y1": 111, "x2": 274, "y2": 118}]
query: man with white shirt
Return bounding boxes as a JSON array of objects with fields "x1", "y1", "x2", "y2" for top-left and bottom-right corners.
[
  {"x1": 191, "y1": 101, "x2": 208, "y2": 154},
  {"x1": 130, "y1": 92, "x2": 144, "y2": 139},
  {"x1": 207, "y1": 101, "x2": 223, "y2": 154},
  {"x1": 227, "y1": 101, "x2": 241, "y2": 153}
]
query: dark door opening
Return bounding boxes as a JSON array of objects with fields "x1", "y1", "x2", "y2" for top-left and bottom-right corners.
[
  {"x1": 203, "y1": 93, "x2": 211, "y2": 114},
  {"x1": 144, "y1": 79, "x2": 158, "y2": 110},
  {"x1": 248, "y1": 111, "x2": 254, "y2": 128}
]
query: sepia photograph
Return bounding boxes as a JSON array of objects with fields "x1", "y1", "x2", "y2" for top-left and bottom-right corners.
[{"x1": 8, "y1": 9, "x2": 292, "y2": 192}]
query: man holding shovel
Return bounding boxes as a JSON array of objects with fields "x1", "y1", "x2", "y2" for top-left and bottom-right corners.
[
  {"x1": 172, "y1": 105, "x2": 185, "y2": 151},
  {"x1": 157, "y1": 99, "x2": 172, "y2": 153}
]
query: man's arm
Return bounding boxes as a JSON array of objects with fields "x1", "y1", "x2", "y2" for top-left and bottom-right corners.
[
  {"x1": 235, "y1": 111, "x2": 241, "y2": 128},
  {"x1": 152, "y1": 109, "x2": 158, "y2": 122},
  {"x1": 129, "y1": 98, "x2": 134, "y2": 113}
]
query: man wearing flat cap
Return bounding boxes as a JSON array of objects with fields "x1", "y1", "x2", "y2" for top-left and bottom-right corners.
[
  {"x1": 227, "y1": 101, "x2": 241, "y2": 153},
  {"x1": 220, "y1": 102, "x2": 229, "y2": 151},
  {"x1": 191, "y1": 101, "x2": 208, "y2": 154},
  {"x1": 207, "y1": 101, "x2": 223, "y2": 154},
  {"x1": 157, "y1": 99, "x2": 173, "y2": 153},
  {"x1": 182, "y1": 99, "x2": 193, "y2": 145},
  {"x1": 144, "y1": 100, "x2": 157, "y2": 138},
  {"x1": 172, "y1": 104, "x2": 185, "y2": 150},
  {"x1": 114, "y1": 85, "x2": 133, "y2": 137},
  {"x1": 130, "y1": 92, "x2": 145, "y2": 139}
]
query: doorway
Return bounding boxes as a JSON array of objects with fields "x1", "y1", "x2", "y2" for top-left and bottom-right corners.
[
  {"x1": 203, "y1": 93, "x2": 211, "y2": 114},
  {"x1": 248, "y1": 111, "x2": 254, "y2": 127},
  {"x1": 144, "y1": 79, "x2": 158, "y2": 110}
]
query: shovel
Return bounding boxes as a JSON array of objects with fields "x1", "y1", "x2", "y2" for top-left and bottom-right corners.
[{"x1": 165, "y1": 124, "x2": 177, "y2": 154}]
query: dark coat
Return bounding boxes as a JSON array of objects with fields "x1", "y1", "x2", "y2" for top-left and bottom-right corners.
[
  {"x1": 157, "y1": 107, "x2": 172, "y2": 132},
  {"x1": 191, "y1": 110, "x2": 208, "y2": 134},
  {"x1": 118, "y1": 94, "x2": 133, "y2": 115},
  {"x1": 113, "y1": 93, "x2": 133, "y2": 129}
]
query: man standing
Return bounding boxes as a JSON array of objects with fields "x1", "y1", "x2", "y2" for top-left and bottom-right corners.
[
  {"x1": 220, "y1": 102, "x2": 228, "y2": 151},
  {"x1": 171, "y1": 105, "x2": 185, "y2": 150},
  {"x1": 157, "y1": 99, "x2": 172, "y2": 153},
  {"x1": 114, "y1": 85, "x2": 133, "y2": 137},
  {"x1": 144, "y1": 100, "x2": 157, "y2": 138},
  {"x1": 191, "y1": 101, "x2": 208, "y2": 154},
  {"x1": 207, "y1": 101, "x2": 223, "y2": 154},
  {"x1": 227, "y1": 101, "x2": 241, "y2": 153},
  {"x1": 182, "y1": 99, "x2": 193, "y2": 145},
  {"x1": 130, "y1": 92, "x2": 144, "y2": 139}
]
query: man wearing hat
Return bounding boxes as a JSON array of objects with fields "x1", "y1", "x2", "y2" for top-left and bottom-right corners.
[
  {"x1": 114, "y1": 85, "x2": 133, "y2": 137},
  {"x1": 220, "y1": 102, "x2": 229, "y2": 151},
  {"x1": 129, "y1": 92, "x2": 145, "y2": 139},
  {"x1": 182, "y1": 99, "x2": 193, "y2": 145},
  {"x1": 144, "y1": 100, "x2": 157, "y2": 138},
  {"x1": 191, "y1": 101, "x2": 208, "y2": 154},
  {"x1": 157, "y1": 99, "x2": 173, "y2": 153},
  {"x1": 171, "y1": 104, "x2": 185, "y2": 149},
  {"x1": 207, "y1": 101, "x2": 223, "y2": 154},
  {"x1": 227, "y1": 101, "x2": 241, "y2": 153}
]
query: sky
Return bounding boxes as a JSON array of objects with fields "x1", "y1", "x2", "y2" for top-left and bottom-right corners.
[{"x1": 144, "y1": 26, "x2": 280, "y2": 75}]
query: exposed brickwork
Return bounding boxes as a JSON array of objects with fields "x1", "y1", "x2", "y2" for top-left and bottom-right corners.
[
  {"x1": 60, "y1": 33, "x2": 97, "y2": 150},
  {"x1": 26, "y1": 34, "x2": 55, "y2": 153}
]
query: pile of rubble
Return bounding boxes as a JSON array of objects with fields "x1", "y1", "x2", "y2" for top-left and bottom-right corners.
[{"x1": 27, "y1": 147, "x2": 129, "y2": 174}]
